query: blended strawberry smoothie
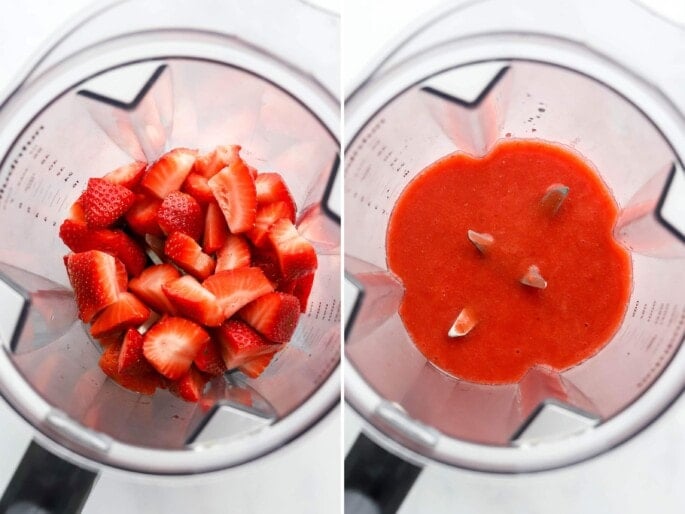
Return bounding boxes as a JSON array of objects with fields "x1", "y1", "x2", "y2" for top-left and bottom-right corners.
[{"x1": 386, "y1": 139, "x2": 631, "y2": 384}]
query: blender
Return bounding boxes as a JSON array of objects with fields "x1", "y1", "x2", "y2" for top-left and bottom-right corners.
[
  {"x1": 0, "y1": 0, "x2": 340, "y2": 511},
  {"x1": 344, "y1": 0, "x2": 685, "y2": 510}
]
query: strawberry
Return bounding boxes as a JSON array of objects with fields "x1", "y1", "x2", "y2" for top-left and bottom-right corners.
[
  {"x1": 117, "y1": 328, "x2": 153, "y2": 375},
  {"x1": 99, "y1": 343, "x2": 161, "y2": 395},
  {"x1": 125, "y1": 195, "x2": 163, "y2": 236},
  {"x1": 169, "y1": 366, "x2": 209, "y2": 402},
  {"x1": 128, "y1": 263, "x2": 180, "y2": 314},
  {"x1": 254, "y1": 173, "x2": 296, "y2": 220},
  {"x1": 281, "y1": 273, "x2": 315, "y2": 313},
  {"x1": 215, "y1": 319, "x2": 279, "y2": 369},
  {"x1": 207, "y1": 159, "x2": 256, "y2": 233},
  {"x1": 203, "y1": 267, "x2": 274, "y2": 319},
  {"x1": 143, "y1": 316, "x2": 210, "y2": 379},
  {"x1": 141, "y1": 148, "x2": 197, "y2": 199},
  {"x1": 182, "y1": 173, "x2": 216, "y2": 204},
  {"x1": 59, "y1": 218, "x2": 91, "y2": 251},
  {"x1": 90, "y1": 292, "x2": 151, "y2": 338},
  {"x1": 202, "y1": 202, "x2": 229, "y2": 254},
  {"x1": 82, "y1": 178, "x2": 135, "y2": 228},
  {"x1": 164, "y1": 232, "x2": 215, "y2": 280},
  {"x1": 239, "y1": 352, "x2": 276, "y2": 379},
  {"x1": 157, "y1": 191, "x2": 204, "y2": 241},
  {"x1": 193, "y1": 145, "x2": 241, "y2": 178},
  {"x1": 194, "y1": 338, "x2": 227, "y2": 376},
  {"x1": 251, "y1": 247, "x2": 281, "y2": 284},
  {"x1": 266, "y1": 219, "x2": 317, "y2": 280},
  {"x1": 68, "y1": 196, "x2": 86, "y2": 222},
  {"x1": 238, "y1": 292, "x2": 300, "y2": 343},
  {"x1": 65, "y1": 250, "x2": 124, "y2": 322},
  {"x1": 215, "y1": 234, "x2": 251, "y2": 272},
  {"x1": 246, "y1": 201, "x2": 295, "y2": 248},
  {"x1": 103, "y1": 161, "x2": 147, "y2": 189},
  {"x1": 162, "y1": 275, "x2": 224, "y2": 326}
]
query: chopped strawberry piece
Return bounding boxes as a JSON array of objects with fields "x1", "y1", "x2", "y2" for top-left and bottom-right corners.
[
  {"x1": 203, "y1": 267, "x2": 274, "y2": 319},
  {"x1": 162, "y1": 275, "x2": 224, "y2": 326},
  {"x1": 194, "y1": 338, "x2": 227, "y2": 376},
  {"x1": 125, "y1": 195, "x2": 163, "y2": 237},
  {"x1": 266, "y1": 219, "x2": 317, "y2": 280},
  {"x1": 157, "y1": 191, "x2": 204, "y2": 241},
  {"x1": 103, "y1": 161, "x2": 147, "y2": 189},
  {"x1": 90, "y1": 292, "x2": 151, "y2": 338},
  {"x1": 141, "y1": 148, "x2": 197, "y2": 199},
  {"x1": 216, "y1": 234, "x2": 251, "y2": 272},
  {"x1": 143, "y1": 316, "x2": 210, "y2": 379},
  {"x1": 99, "y1": 343, "x2": 161, "y2": 395},
  {"x1": 65, "y1": 250, "x2": 124, "y2": 322},
  {"x1": 246, "y1": 201, "x2": 296, "y2": 248},
  {"x1": 182, "y1": 173, "x2": 216, "y2": 204},
  {"x1": 117, "y1": 328, "x2": 154, "y2": 375},
  {"x1": 169, "y1": 366, "x2": 209, "y2": 402},
  {"x1": 208, "y1": 159, "x2": 256, "y2": 233},
  {"x1": 215, "y1": 319, "x2": 279, "y2": 369},
  {"x1": 59, "y1": 218, "x2": 91, "y2": 251},
  {"x1": 202, "y1": 202, "x2": 229, "y2": 254},
  {"x1": 82, "y1": 178, "x2": 135, "y2": 228},
  {"x1": 115, "y1": 259, "x2": 128, "y2": 292},
  {"x1": 193, "y1": 145, "x2": 241, "y2": 178},
  {"x1": 251, "y1": 247, "x2": 281, "y2": 284},
  {"x1": 255, "y1": 173, "x2": 296, "y2": 220},
  {"x1": 239, "y1": 352, "x2": 276, "y2": 378},
  {"x1": 129, "y1": 264, "x2": 181, "y2": 314},
  {"x1": 164, "y1": 232, "x2": 215, "y2": 280},
  {"x1": 281, "y1": 273, "x2": 315, "y2": 313},
  {"x1": 68, "y1": 196, "x2": 86, "y2": 222},
  {"x1": 238, "y1": 292, "x2": 300, "y2": 343}
]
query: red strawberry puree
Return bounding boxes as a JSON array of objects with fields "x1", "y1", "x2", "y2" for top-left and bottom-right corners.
[{"x1": 386, "y1": 139, "x2": 632, "y2": 384}]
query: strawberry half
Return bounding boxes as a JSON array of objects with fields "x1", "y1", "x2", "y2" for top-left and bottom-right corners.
[
  {"x1": 239, "y1": 352, "x2": 276, "y2": 379},
  {"x1": 215, "y1": 234, "x2": 251, "y2": 273},
  {"x1": 169, "y1": 366, "x2": 209, "y2": 402},
  {"x1": 141, "y1": 148, "x2": 197, "y2": 199},
  {"x1": 82, "y1": 178, "x2": 135, "y2": 228},
  {"x1": 125, "y1": 195, "x2": 163, "y2": 237},
  {"x1": 182, "y1": 173, "x2": 216, "y2": 204},
  {"x1": 281, "y1": 273, "x2": 315, "y2": 313},
  {"x1": 203, "y1": 267, "x2": 274, "y2": 319},
  {"x1": 99, "y1": 343, "x2": 161, "y2": 395},
  {"x1": 207, "y1": 159, "x2": 256, "y2": 233},
  {"x1": 202, "y1": 202, "x2": 229, "y2": 254},
  {"x1": 90, "y1": 292, "x2": 151, "y2": 338},
  {"x1": 246, "y1": 201, "x2": 295, "y2": 248},
  {"x1": 193, "y1": 145, "x2": 240, "y2": 178},
  {"x1": 215, "y1": 319, "x2": 279, "y2": 369},
  {"x1": 118, "y1": 328, "x2": 153, "y2": 375},
  {"x1": 143, "y1": 316, "x2": 210, "y2": 380},
  {"x1": 65, "y1": 250, "x2": 124, "y2": 322},
  {"x1": 157, "y1": 191, "x2": 204, "y2": 241},
  {"x1": 255, "y1": 173, "x2": 296, "y2": 220},
  {"x1": 266, "y1": 218, "x2": 317, "y2": 280},
  {"x1": 194, "y1": 338, "x2": 227, "y2": 376},
  {"x1": 164, "y1": 232, "x2": 215, "y2": 280},
  {"x1": 103, "y1": 161, "x2": 147, "y2": 189},
  {"x1": 238, "y1": 292, "x2": 300, "y2": 343},
  {"x1": 162, "y1": 275, "x2": 224, "y2": 327},
  {"x1": 129, "y1": 263, "x2": 181, "y2": 314}
]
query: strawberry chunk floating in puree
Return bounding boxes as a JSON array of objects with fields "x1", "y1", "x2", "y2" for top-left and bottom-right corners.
[
  {"x1": 386, "y1": 139, "x2": 632, "y2": 385},
  {"x1": 59, "y1": 145, "x2": 318, "y2": 401}
]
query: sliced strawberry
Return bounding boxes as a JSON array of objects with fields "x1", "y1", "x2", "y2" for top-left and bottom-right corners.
[
  {"x1": 65, "y1": 250, "x2": 123, "y2": 322},
  {"x1": 246, "y1": 201, "x2": 295, "y2": 248},
  {"x1": 81, "y1": 178, "x2": 135, "y2": 228},
  {"x1": 99, "y1": 343, "x2": 161, "y2": 395},
  {"x1": 157, "y1": 191, "x2": 204, "y2": 241},
  {"x1": 141, "y1": 148, "x2": 197, "y2": 199},
  {"x1": 162, "y1": 275, "x2": 224, "y2": 326},
  {"x1": 115, "y1": 259, "x2": 128, "y2": 292},
  {"x1": 216, "y1": 234, "x2": 251, "y2": 272},
  {"x1": 68, "y1": 196, "x2": 86, "y2": 222},
  {"x1": 125, "y1": 195, "x2": 163, "y2": 237},
  {"x1": 238, "y1": 292, "x2": 300, "y2": 343},
  {"x1": 90, "y1": 292, "x2": 151, "y2": 338},
  {"x1": 129, "y1": 264, "x2": 181, "y2": 314},
  {"x1": 203, "y1": 202, "x2": 229, "y2": 254},
  {"x1": 182, "y1": 173, "x2": 216, "y2": 204},
  {"x1": 251, "y1": 246, "x2": 281, "y2": 284},
  {"x1": 193, "y1": 145, "x2": 241, "y2": 178},
  {"x1": 117, "y1": 328, "x2": 154, "y2": 375},
  {"x1": 169, "y1": 367, "x2": 209, "y2": 402},
  {"x1": 103, "y1": 161, "x2": 147, "y2": 189},
  {"x1": 143, "y1": 316, "x2": 210, "y2": 379},
  {"x1": 164, "y1": 232, "x2": 215, "y2": 280},
  {"x1": 194, "y1": 338, "x2": 227, "y2": 376},
  {"x1": 281, "y1": 273, "x2": 315, "y2": 313},
  {"x1": 215, "y1": 319, "x2": 279, "y2": 369},
  {"x1": 266, "y1": 219, "x2": 317, "y2": 280},
  {"x1": 207, "y1": 159, "x2": 256, "y2": 233},
  {"x1": 255, "y1": 173, "x2": 296, "y2": 220},
  {"x1": 203, "y1": 267, "x2": 274, "y2": 319},
  {"x1": 59, "y1": 218, "x2": 91, "y2": 251},
  {"x1": 239, "y1": 352, "x2": 276, "y2": 379}
]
